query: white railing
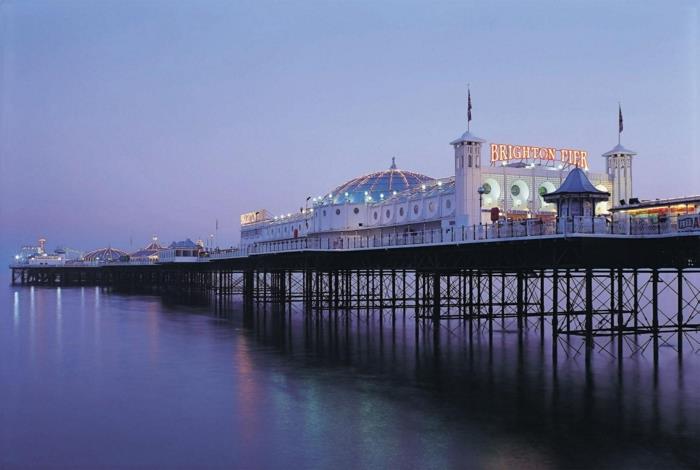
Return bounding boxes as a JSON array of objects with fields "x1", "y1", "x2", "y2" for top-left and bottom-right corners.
[
  {"x1": 10, "y1": 215, "x2": 694, "y2": 267},
  {"x1": 205, "y1": 215, "x2": 692, "y2": 260}
]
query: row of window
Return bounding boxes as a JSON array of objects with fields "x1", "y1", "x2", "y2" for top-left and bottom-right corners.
[
  {"x1": 372, "y1": 199, "x2": 453, "y2": 221},
  {"x1": 319, "y1": 199, "x2": 454, "y2": 221}
]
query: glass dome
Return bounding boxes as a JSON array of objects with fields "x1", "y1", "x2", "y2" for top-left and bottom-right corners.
[
  {"x1": 318, "y1": 158, "x2": 434, "y2": 205},
  {"x1": 83, "y1": 247, "x2": 129, "y2": 262}
]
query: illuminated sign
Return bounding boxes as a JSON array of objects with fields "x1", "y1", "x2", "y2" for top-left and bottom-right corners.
[
  {"x1": 240, "y1": 209, "x2": 271, "y2": 225},
  {"x1": 490, "y1": 143, "x2": 589, "y2": 170},
  {"x1": 678, "y1": 214, "x2": 700, "y2": 232}
]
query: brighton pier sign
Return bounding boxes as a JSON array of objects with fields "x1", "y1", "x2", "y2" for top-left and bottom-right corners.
[{"x1": 490, "y1": 143, "x2": 589, "y2": 170}]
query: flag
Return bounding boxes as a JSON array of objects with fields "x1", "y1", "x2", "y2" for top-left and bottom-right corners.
[
  {"x1": 467, "y1": 89, "x2": 472, "y2": 123},
  {"x1": 618, "y1": 104, "x2": 623, "y2": 134},
  {"x1": 216, "y1": 219, "x2": 219, "y2": 230}
]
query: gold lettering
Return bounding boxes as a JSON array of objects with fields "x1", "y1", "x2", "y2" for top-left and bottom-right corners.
[
  {"x1": 560, "y1": 149, "x2": 569, "y2": 164},
  {"x1": 490, "y1": 144, "x2": 499, "y2": 162},
  {"x1": 499, "y1": 144, "x2": 507, "y2": 161},
  {"x1": 513, "y1": 145, "x2": 522, "y2": 159},
  {"x1": 545, "y1": 148, "x2": 556, "y2": 160},
  {"x1": 580, "y1": 151, "x2": 589, "y2": 170}
]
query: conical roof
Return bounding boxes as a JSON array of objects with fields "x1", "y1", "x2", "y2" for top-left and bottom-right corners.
[
  {"x1": 450, "y1": 130, "x2": 485, "y2": 145},
  {"x1": 602, "y1": 143, "x2": 636, "y2": 156},
  {"x1": 543, "y1": 168, "x2": 609, "y2": 201}
]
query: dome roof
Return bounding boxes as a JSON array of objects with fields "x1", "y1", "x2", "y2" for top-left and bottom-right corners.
[
  {"x1": 83, "y1": 247, "x2": 128, "y2": 262},
  {"x1": 320, "y1": 159, "x2": 434, "y2": 205}
]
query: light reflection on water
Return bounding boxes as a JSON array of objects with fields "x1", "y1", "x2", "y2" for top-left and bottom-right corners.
[{"x1": 1, "y1": 284, "x2": 699, "y2": 469}]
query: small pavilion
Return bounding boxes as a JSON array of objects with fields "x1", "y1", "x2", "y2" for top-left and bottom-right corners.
[{"x1": 543, "y1": 168, "x2": 610, "y2": 218}]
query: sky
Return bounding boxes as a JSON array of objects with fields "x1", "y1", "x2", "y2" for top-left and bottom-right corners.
[{"x1": 0, "y1": 0, "x2": 698, "y2": 259}]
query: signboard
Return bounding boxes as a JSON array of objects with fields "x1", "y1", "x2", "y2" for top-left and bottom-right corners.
[
  {"x1": 490, "y1": 143, "x2": 589, "y2": 170},
  {"x1": 678, "y1": 214, "x2": 700, "y2": 232},
  {"x1": 240, "y1": 209, "x2": 271, "y2": 225}
]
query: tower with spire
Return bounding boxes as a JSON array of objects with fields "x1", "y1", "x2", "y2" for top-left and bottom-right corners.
[
  {"x1": 450, "y1": 87, "x2": 485, "y2": 227},
  {"x1": 602, "y1": 104, "x2": 636, "y2": 206}
]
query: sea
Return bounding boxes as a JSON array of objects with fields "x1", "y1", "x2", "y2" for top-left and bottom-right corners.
[{"x1": 1, "y1": 276, "x2": 699, "y2": 469}]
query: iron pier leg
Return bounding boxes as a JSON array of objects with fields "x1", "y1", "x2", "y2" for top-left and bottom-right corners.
[
  {"x1": 617, "y1": 268, "x2": 624, "y2": 357},
  {"x1": 432, "y1": 272, "x2": 440, "y2": 324},
  {"x1": 652, "y1": 269, "x2": 659, "y2": 361},
  {"x1": 585, "y1": 268, "x2": 593, "y2": 348},
  {"x1": 552, "y1": 270, "x2": 559, "y2": 356},
  {"x1": 677, "y1": 268, "x2": 683, "y2": 354}
]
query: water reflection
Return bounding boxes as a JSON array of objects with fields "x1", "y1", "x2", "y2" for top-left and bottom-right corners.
[
  {"x1": 214, "y1": 298, "x2": 700, "y2": 468},
  {"x1": 2, "y1": 285, "x2": 698, "y2": 468}
]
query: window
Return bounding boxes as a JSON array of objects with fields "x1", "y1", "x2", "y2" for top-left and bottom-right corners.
[
  {"x1": 428, "y1": 201, "x2": 435, "y2": 212},
  {"x1": 538, "y1": 186, "x2": 548, "y2": 197},
  {"x1": 445, "y1": 199, "x2": 452, "y2": 209},
  {"x1": 353, "y1": 207, "x2": 359, "y2": 214},
  {"x1": 385, "y1": 209, "x2": 391, "y2": 218},
  {"x1": 335, "y1": 208, "x2": 341, "y2": 215},
  {"x1": 373, "y1": 211, "x2": 378, "y2": 220},
  {"x1": 511, "y1": 185, "x2": 520, "y2": 197},
  {"x1": 323, "y1": 210, "x2": 327, "y2": 216},
  {"x1": 399, "y1": 207, "x2": 404, "y2": 216},
  {"x1": 482, "y1": 183, "x2": 491, "y2": 195},
  {"x1": 413, "y1": 204, "x2": 419, "y2": 214}
]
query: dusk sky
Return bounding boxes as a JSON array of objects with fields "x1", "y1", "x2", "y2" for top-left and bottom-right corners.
[{"x1": 1, "y1": 0, "x2": 697, "y2": 258}]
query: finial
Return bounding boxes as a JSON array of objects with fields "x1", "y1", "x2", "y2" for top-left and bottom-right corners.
[{"x1": 390, "y1": 156, "x2": 397, "y2": 169}]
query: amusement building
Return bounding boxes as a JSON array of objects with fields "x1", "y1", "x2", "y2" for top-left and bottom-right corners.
[
  {"x1": 238, "y1": 99, "x2": 688, "y2": 251},
  {"x1": 11, "y1": 96, "x2": 700, "y2": 265}
]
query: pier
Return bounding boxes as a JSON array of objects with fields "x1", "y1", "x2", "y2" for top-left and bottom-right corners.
[{"x1": 11, "y1": 227, "x2": 700, "y2": 357}]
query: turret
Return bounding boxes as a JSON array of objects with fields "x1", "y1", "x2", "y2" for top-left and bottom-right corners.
[
  {"x1": 602, "y1": 144, "x2": 636, "y2": 206},
  {"x1": 450, "y1": 89, "x2": 485, "y2": 227}
]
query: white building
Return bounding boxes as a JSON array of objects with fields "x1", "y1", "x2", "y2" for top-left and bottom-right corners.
[
  {"x1": 159, "y1": 239, "x2": 203, "y2": 263},
  {"x1": 240, "y1": 104, "x2": 630, "y2": 250}
]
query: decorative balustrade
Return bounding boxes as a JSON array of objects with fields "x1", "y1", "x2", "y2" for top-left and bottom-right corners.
[{"x1": 205, "y1": 215, "x2": 691, "y2": 260}]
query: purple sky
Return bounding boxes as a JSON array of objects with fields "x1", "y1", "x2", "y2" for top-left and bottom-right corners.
[{"x1": 1, "y1": 0, "x2": 698, "y2": 258}]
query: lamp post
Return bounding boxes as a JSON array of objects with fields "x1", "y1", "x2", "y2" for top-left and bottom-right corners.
[{"x1": 477, "y1": 185, "x2": 486, "y2": 225}]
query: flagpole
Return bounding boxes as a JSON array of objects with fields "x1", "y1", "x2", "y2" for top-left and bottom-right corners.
[
  {"x1": 467, "y1": 84, "x2": 471, "y2": 132},
  {"x1": 618, "y1": 102, "x2": 622, "y2": 145}
]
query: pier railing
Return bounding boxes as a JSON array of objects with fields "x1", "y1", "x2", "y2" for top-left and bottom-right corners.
[
  {"x1": 13, "y1": 215, "x2": 687, "y2": 267},
  {"x1": 207, "y1": 215, "x2": 691, "y2": 259}
]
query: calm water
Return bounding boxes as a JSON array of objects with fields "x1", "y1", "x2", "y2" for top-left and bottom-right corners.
[{"x1": 1, "y1": 280, "x2": 699, "y2": 469}]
